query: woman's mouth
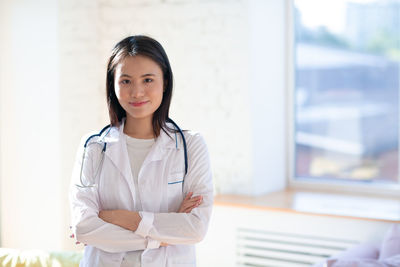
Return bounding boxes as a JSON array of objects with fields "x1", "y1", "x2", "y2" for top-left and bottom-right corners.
[{"x1": 129, "y1": 101, "x2": 149, "y2": 107}]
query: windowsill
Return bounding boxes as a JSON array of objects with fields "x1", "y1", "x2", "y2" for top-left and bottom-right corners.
[{"x1": 214, "y1": 188, "x2": 400, "y2": 223}]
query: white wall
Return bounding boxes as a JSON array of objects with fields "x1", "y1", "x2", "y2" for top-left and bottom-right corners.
[
  {"x1": 58, "y1": 0, "x2": 106, "y2": 250},
  {"x1": 248, "y1": 0, "x2": 286, "y2": 195},
  {"x1": 0, "y1": 0, "x2": 287, "y2": 250},
  {"x1": 0, "y1": 0, "x2": 62, "y2": 249},
  {"x1": 0, "y1": 0, "x2": 5, "y2": 247}
]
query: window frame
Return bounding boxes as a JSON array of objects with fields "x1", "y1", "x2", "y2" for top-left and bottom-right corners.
[{"x1": 286, "y1": 0, "x2": 400, "y2": 197}]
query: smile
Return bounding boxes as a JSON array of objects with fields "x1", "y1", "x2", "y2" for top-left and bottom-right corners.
[{"x1": 129, "y1": 101, "x2": 149, "y2": 107}]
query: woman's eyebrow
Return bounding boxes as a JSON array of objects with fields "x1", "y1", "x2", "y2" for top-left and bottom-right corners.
[
  {"x1": 140, "y1": 73, "x2": 156, "y2": 77},
  {"x1": 119, "y1": 73, "x2": 156, "y2": 78}
]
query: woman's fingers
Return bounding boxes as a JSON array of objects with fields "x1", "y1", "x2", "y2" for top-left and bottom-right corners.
[
  {"x1": 183, "y1": 205, "x2": 197, "y2": 213},
  {"x1": 181, "y1": 197, "x2": 201, "y2": 210},
  {"x1": 184, "y1": 196, "x2": 201, "y2": 205},
  {"x1": 184, "y1": 192, "x2": 193, "y2": 200},
  {"x1": 178, "y1": 193, "x2": 203, "y2": 213},
  {"x1": 69, "y1": 226, "x2": 84, "y2": 246},
  {"x1": 182, "y1": 198, "x2": 203, "y2": 213},
  {"x1": 185, "y1": 196, "x2": 202, "y2": 205},
  {"x1": 186, "y1": 195, "x2": 202, "y2": 202}
]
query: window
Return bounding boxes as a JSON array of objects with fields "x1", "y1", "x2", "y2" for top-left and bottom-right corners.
[{"x1": 293, "y1": 0, "x2": 400, "y2": 187}]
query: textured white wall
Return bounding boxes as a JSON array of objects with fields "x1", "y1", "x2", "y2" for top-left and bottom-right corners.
[
  {"x1": 0, "y1": 0, "x2": 6, "y2": 248},
  {"x1": 58, "y1": 0, "x2": 106, "y2": 251},
  {"x1": 1, "y1": 0, "x2": 287, "y2": 250},
  {"x1": 247, "y1": 0, "x2": 286, "y2": 195},
  {"x1": 0, "y1": 0, "x2": 61, "y2": 249}
]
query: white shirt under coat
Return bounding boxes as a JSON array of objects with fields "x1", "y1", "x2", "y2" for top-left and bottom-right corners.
[
  {"x1": 123, "y1": 134, "x2": 155, "y2": 266},
  {"x1": 69, "y1": 120, "x2": 214, "y2": 267}
]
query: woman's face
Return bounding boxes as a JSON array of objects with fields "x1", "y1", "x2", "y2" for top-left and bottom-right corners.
[{"x1": 114, "y1": 55, "x2": 164, "y2": 122}]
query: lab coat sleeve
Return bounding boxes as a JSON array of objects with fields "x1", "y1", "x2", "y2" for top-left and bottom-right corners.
[
  {"x1": 69, "y1": 136, "x2": 160, "y2": 253},
  {"x1": 135, "y1": 133, "x2": 214, "y2": 245}
]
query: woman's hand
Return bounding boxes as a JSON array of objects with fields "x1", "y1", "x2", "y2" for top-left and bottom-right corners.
[
  {"x1": 98, "y1": 210, "x2": 142, "y2": 231},
  {"x1": 159, "y1": 192, "x2": 202, "y2": 247},
  {"x1": 178, "y1": 192, "x2": 203, "y2": 213},
  {"x1": 96, "y1": 193, "x2": 202, "y2": 247},
  {"x1": 69, "y1": 226, "x2": 87, "y2": 246}
]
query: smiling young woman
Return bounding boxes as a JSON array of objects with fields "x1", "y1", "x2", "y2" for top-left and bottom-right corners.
[
  {"x1": 114, "y1": 55, "x2": 164, "y2": 139},
  {"x1": 69, "y1": 35, "x2": 213, "y2": 267}
]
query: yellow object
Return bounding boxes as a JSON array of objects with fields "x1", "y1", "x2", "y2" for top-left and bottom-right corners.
[{"x1": 0, "y1": 248, "x2": 82, "y2": 267}]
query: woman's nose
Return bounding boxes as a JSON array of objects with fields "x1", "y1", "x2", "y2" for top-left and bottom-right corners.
[{"x1": 130, "y1": 84, "x2": 145, "y2": 98}]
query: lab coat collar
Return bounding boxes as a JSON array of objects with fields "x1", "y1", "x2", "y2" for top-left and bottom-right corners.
[
  {"x1": 102, "y1": 119, "x2": 179, "y2": 149},
  {"x1": 103, "y1": 119, "x2": 180, "y2": 183}
]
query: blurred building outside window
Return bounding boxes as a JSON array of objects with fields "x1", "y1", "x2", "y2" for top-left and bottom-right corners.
[{"x1": 293, "y1": 0, "x2": 400, "y2": 187}]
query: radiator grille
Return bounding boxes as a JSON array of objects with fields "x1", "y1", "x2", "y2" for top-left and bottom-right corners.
[{"x1": 236, "y1": 228, "x2": 359, "y2": 267}]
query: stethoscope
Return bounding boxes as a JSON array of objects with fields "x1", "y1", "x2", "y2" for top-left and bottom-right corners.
[{"x1": 77, "y1": 118, "x2": 188, "y2": 189}]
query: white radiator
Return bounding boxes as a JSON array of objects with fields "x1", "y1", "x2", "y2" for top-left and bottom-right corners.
[{"x1": 236, "y1": 227, "x2": 359, "y2": 267}]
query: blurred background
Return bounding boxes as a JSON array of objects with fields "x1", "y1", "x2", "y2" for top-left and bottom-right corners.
[
  {"x1": 294, "y1": 0, "x2": 400, "y2": 184},
  {"x1": 0, "y1": 0, "x2": 399, "y2": 266}
]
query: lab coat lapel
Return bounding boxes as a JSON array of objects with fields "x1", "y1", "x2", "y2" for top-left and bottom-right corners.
[
  {"x1": 141, "y1": 129, "x2": 175, "y2": 169},
  {"x1": 139, "y1": 129, "x2": 176, "y2": 212},
  {"x1": 103, "y1": 122, "x2": 135, "y2": 192},
  {"x1": 102, "y1": 122, "x2": 176, "y2": 185},
  {"x1": 103, "y1": 122, "x2": 178, "y2": 205}
]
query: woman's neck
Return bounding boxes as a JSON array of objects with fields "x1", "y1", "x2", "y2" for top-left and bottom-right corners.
[{"x1": 123, "y1": 116, "x2": 154, "y2": 139}]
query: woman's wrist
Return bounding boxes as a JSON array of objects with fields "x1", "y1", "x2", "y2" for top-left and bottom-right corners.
[
  {"x1": 99, "y1": 209, "x2": 142, "y2": 231},
  {"x1": 114, "y1": 210, "x2": 141, "y2": 231},
  {"x1": 128, "y1": 210, "x2": 142, "y2": 231}
]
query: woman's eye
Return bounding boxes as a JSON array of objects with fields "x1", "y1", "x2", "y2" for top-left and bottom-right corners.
[
  {"x1": 144, "y1": 78, "x2": 153, "y2": 83},
  {"x1": 121, "y1": 80, "x2": 130, "y2": 85}
]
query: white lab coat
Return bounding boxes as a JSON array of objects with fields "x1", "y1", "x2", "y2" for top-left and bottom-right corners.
[{"x1": 69, "y1": 120, "x2": 213, "y2": 267}]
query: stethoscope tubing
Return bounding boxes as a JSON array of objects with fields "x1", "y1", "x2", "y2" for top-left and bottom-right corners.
[
  {"x1": 77, "y1": 118, "x2": 187, "y2": 189},
  {"x1": 166, "y1": 118, "x2": 188, "y2": 176}
]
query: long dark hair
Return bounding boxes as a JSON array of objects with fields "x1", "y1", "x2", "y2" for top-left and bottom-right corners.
[{"x1": 106, "y1": 35, "x2": 174, "y2": 138}]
